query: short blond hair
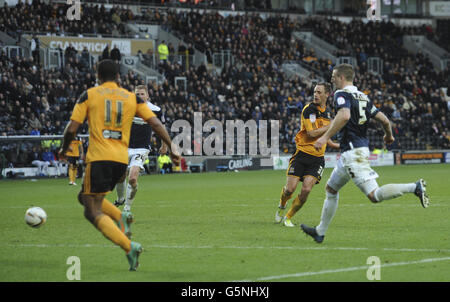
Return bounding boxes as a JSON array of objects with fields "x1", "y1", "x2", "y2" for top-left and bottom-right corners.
[
  {"x1": 334, "y1": 64, "x2": 355, "y2": 81},
  {"x1": 134, "y1": 85, "x2": 147, "y2": 93}
]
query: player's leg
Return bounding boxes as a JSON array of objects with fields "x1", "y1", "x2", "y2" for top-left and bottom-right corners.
[
  {"x1": 115, "y1": 170, "x2": 128, "y2": 206},
  {"x1": 301, "y1": 158, "x2": 350, "y2": 242},
  {"x1": 115, "y1": 150, "x2": 132, "y2": 207},
  {"x1": 68, "y1": 163, "x2": 74, "y2": 184},
  {"x1": 68, "y1": 157, "x2": 78, "y2": 185},
  {"x1": 276, "y1": 175, "x2": 299, "y2": 223},
  {"x1": 367, "y1": 179, "x2": 429, "y2": 208},
  {"x1": 123, "y1": 149, "x2": 149, "y2": 212},
  {"x1": 276, "y1": 151, "x2": 303, "y2": 223},
  {"x1": 79, "y1": 192, "x2": 131, "y2": 252},
  {"x1": 124, "y1": 165, "x2": 140, "y2": 212},
  {"x1": 82, "y1": 162, "x2": 141, "y2": 270},
  {"x1": 284, "y1": 175, "x2": 317, "y2": 227}
]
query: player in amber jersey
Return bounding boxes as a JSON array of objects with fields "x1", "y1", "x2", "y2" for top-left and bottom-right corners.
[
  {"x1": 65, "y1": 136, "x2": 84, "y2": 185},
  {"x1": 59, "y1": 60, "x2": 181, "y2": 271},
  {"x1": 275, "y1": 83, "x2": 340, "y2": 227}
]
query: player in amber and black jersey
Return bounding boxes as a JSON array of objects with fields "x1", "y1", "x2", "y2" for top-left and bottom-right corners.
[
  {"x1": 115, "y1": 85, "x2": 167, "y2": 212},
  {"x1": 59, "y1": 60, "x2": 180, "y2": 270},
  {"x1": 275, "y1": 83, "x2": 340, "y2": 227}
]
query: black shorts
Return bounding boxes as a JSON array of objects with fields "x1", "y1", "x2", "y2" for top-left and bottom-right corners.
[
  {"x1": 286, "y1": 150, "x2": 325, "y2": 183},
  {"x1": 82, "y1": 161, "x2": 127, "y2": 195},
  {"x1": 67, "y1": 156, "x2": 78, "y2": 165}
]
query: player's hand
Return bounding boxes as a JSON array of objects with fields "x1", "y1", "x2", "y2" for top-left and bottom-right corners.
[
  {"x1": 314, "y1": 136, "x2": 327, "y2": 151},
  {"x1": 159, "y1": 145, "x2": 168, "y2": 155},
  {"x1": 58, "y1": 148, "x2": 67, "y2": 161},
  {"x1": 169, "y1": 149, "x2": 181, "y2": 166},
  {"x1": 384, "y1": 134, "x2": 395, "y2": 145}
]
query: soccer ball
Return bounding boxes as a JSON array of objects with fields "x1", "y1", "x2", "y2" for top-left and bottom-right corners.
[{"x1": 25, "y1": 207, "x2": 47, "y2": 228}]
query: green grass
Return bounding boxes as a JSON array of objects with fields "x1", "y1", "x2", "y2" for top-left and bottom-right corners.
[{"x1": 0, "y1": 164, "x2": 449, "y2": 282}]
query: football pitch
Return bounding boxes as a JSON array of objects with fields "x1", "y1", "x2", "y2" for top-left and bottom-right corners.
[{"x1": 0, "y1": 164, "x2": 449, "y2": 282}]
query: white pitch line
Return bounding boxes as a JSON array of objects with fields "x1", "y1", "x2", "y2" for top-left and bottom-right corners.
[
  {"x1": 230, "y1": 256, "x2": 450, "y2": 282},
  {"x1": 3, "y1": 243, "x2": 450, "y2": 254}
]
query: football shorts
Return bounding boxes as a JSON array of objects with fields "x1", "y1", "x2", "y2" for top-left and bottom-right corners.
[
  {"x1": 327, "y1": 147, "x2": 379, "y2": 195},
  {"x1": 81, "y1": 161, "x2": 127, "y2": 195},
  {"x1": 67, "y1": 156, "x2": 79, "y2": 165},
  {"x1": 128, "y1": 148, "x2": 150, "y2": 171},
  {"x1": 287, "y1": 149, "x2": 325, "y2": 183}
]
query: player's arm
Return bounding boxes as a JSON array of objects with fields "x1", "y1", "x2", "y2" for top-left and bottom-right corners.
[
  {"x1": 314, "y1": 108, "x2": 350, "y2": 150},
  {"x1": 306, "y1": 124, "x2": 330, "y2": 138},
  {"x1": 136, "y1": 96, "x2": 180, "y2": 165},
  {"x1": 321, "y1": 108, "x2": 350, "y2": 141},
  {"x1": 79, "y1": 140, "x2": 85, "y2": 160},
  {"x1": 373, "y1": 111, "x2": 395, "y2": 144},
  {"x1": 59, "y1": 121, "x2": 82, "y2": 159},
  {"x1": 146, "y1": 116, "x2": 180, "y2": 165},
  {"x1": 157, "y1": 111, "x2": 168, "y2": 154},
  {"x1": 59, "y1": 91, "x2": 88, "y2": 159},
  {"x1": 327, "y1": 139, "x2": 340, "y2": 149},
  {"x1": 303, "y1": 106, "x2": 330, "y2": 138}
]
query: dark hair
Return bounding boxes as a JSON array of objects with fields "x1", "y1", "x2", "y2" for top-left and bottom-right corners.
[
  {"x1": 316, "y1": 82, "x2": 332, "y2": 94},
  {"x1": 97, "y1": 59, "x2": 118, "y2": 82}
]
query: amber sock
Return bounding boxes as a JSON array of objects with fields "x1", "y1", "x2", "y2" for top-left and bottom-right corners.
[
  {"x1": 279, "y1": 186, "x2": 293, "y2": 208},
  {"x1": 95, "y1": 214, "x2": 131, "y2": 253},
  {"x1": 68, "y1": 167, "x2": 75, "y2": 183},
  {"x1": 286, "y1": 196, "x2": 303, "y2": 219},
  {"x1": 101, "y1": 198, "x2": 122, "y2": 222}
]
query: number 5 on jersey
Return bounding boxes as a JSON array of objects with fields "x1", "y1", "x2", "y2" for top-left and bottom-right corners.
[{"x1": 358, "y1": 100, "x2": 368, "y2": 125}]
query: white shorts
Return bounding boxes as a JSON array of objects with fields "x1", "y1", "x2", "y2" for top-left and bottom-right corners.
[
  {"x1": 128, "y1": 148, "x2": 150, "y2": 171},
  {"x1": 327, "y1": 147, "x2": 379, "y2": 195}
]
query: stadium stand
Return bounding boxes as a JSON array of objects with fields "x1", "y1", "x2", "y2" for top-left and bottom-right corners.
[{"x1": 0, "y1": 1, "x2": 449, "y2": 174}]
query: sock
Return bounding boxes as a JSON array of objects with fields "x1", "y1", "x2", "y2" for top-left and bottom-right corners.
[
  {"x1": 286, "y1": 196, "x2": 302, "y2": 219},
  {"x1": 101, "y1": 198, "x2": 122, "y2": 222},
  {"x1": 279, "y1": 186, "x2": 293, "y2": 208},
  {"x1": 68, "y1": 167, "x2": 75, "y2": 182},
  {"x1": 316, "y1": 191, "x2": 339, "y2": 236},
  {"x1": 95, "y1": 214, "x2": 131, "y2": 253},
  {"x1": 125, "y1": 183, "x2": 138, "y2": 211},
  {"x1": 374, "y1": 183, "x2": 416, "y2": 202},
  {"x1": 116, "y1": 178, "x2": 127, "y2": 202},
  {"x1": 71, "y1": 167, "x2": 78, "y2": 182}
]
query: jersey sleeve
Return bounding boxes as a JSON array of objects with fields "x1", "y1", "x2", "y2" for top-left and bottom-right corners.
[
  {"x1": 147, "y1": 102, "x2": 164, "y2": 123},
  {"x1": 136, "y1": 95, "x2": 156, "y2": 121},
  {"x1": 301, "y1": 105, "x2": 315, "y2": 132},
  {"x1": 368, "y1": 98, "x2": 380, "y2": 118},
  {"x1": 70, "y1": 91, "x2": 88, "y2": 123},
  {"x1": 334, "y1": 91, "x2": 351, "y2": 111}
]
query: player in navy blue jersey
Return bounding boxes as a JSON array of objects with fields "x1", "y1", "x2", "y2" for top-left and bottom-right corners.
[
  {"x1": 301, "y1": 64, "x2": 430, "y2": 244},
  {"x1": 115, "y1": 85, "x2": 167, "y2": 215}
]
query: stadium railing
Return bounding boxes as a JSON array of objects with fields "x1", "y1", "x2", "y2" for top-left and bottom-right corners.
[{"x1": 0, "y1": 135, "x2": 88, "y2": 179}]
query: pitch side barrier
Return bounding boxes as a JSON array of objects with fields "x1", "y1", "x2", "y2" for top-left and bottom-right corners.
[
  {"x1": 1, "y1": 133, "x2": 448, "y2": 178},
  {"x1": 182, "y1": 155, "x2": 273, "y2": 173},
  {"x1": 395, "y1": 150, "x2": 450, "y2": 165},
  {"x1": 272, "y1": 150, "x2": 450, "y2": 171}
]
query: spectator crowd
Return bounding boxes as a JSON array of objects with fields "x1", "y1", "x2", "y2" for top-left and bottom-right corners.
[{"x1": 1, "y1": 2, "x2": 450, "y2": 175}]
